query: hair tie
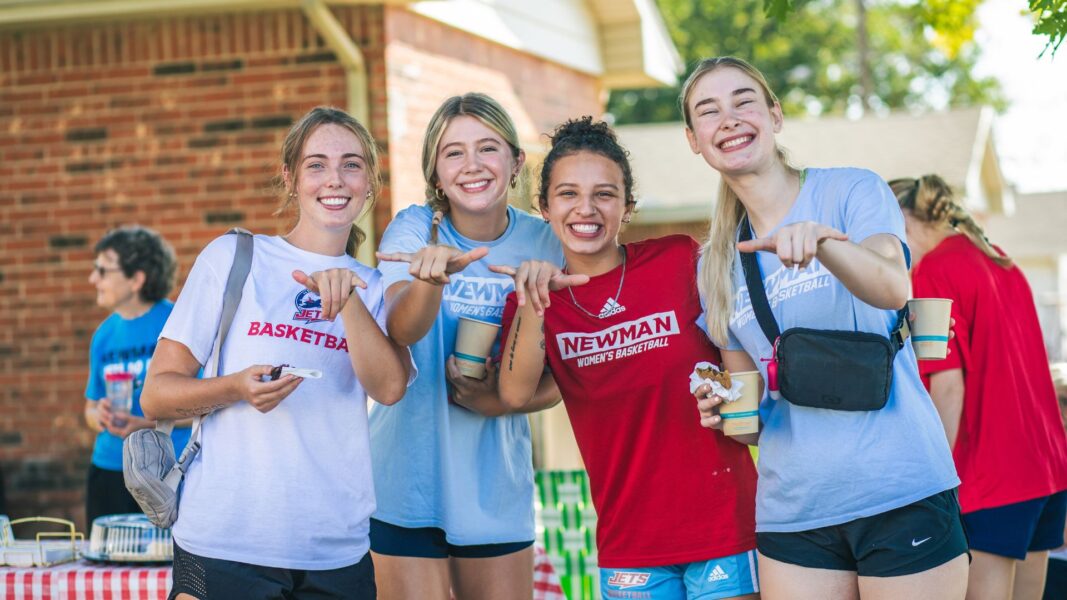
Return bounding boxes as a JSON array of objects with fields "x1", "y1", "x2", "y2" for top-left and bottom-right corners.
[
  {"x1": 949, "y1": 217, "x2": 960, "y2": 228},
  {"x1": 431, "y1": 210, "x2": 444, "y2": 226}
]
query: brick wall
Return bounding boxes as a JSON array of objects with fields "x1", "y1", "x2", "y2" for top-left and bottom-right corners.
[
  {"x1": 0, "y1": 6, "x2": 386, "y2": 530},
  {"x1": 0, "y1": 5, "x2": 609, "y2": 531},
  {"x1": 382, "y1": 8, "x2": 603, "y2": 214}
]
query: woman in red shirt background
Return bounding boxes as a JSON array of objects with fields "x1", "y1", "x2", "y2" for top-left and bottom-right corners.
[{"x1": 892, "y1": 174, "x2": 1067, "y2": 600}]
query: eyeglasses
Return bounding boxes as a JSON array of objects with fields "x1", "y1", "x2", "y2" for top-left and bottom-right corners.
[{"x1": 92, "y1": 263, "x2": 124, "y2": 277}]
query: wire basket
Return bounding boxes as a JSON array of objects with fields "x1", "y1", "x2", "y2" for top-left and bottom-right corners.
[{"x1": 0, "y1": 515, "x2": 83, "y2": 567}]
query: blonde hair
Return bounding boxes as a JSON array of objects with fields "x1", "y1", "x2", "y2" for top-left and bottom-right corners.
[
  {"x1": 421, "y1": 93, "x2": 523, "y2": 243},
  {"x1": 682, "y1": 57, "x2": 799, "y2": 347},
  {"x1": 275, "y1": 106, "x2": 382, "y2": 257},
  {"x1": 890, "y1": 174, "x2": 1012, "y2": 268}
]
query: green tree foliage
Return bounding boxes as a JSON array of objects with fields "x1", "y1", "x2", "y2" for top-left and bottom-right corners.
[
  {"x1": 1029, "y1": 0, "x2": 1067, "y2": 55},
  {"x1": 607, "y1": 0, "x2": 1004, "y2": 123}
]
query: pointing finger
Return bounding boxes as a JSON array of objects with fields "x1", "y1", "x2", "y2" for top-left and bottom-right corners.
[
  {"x1": 488, "y1": 264, "x2": 518, "y2": 276},
  {"x1": 376, "y1": 251, "x2": 415, "y2": 263}
]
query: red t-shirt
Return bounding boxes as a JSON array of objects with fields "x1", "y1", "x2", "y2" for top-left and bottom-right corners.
[
  {"x1": 913, "y1": 234, "x2": 1067, "y2": 513},
  {"x1": 502, "y1": 235, "x2": 757, "y2": 567}
]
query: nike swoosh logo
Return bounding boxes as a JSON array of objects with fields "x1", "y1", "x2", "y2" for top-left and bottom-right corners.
[{"x1": 911, "y1": 537, "x2": 932, "y2": 547}]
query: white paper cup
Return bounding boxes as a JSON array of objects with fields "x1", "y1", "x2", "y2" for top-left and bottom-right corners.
[
  {"x1": 908, "y1": 298, "x2": 953, "y2": 360},
  {"x1": 455, "y1": 317, "x2": 501, "y2": 379},
  {"x1": 720, "y1": 370, "x2": 762, "y2": 436}
]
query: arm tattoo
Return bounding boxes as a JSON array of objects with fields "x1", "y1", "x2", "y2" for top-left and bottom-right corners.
[
  {"x1": 175, "y1": 403, "x2": 227, "y2": 417},
  {"x1": 507, "y1": 317, "x2": 522, "y2": 371}
]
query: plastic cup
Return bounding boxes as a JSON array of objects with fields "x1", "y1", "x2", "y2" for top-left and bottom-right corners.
[
  {"x1": 454, "y1": 317, "x2": 501, "y2": 379},
  {"x1": 719, "y1": 370, "x2": 762, "y2": 436},
  {"x1": 908, "y1": 298, "x2": 953, "y2": 360},
  {"x1": 105, "y1": 371, "x2": 135, "y2": 428}
]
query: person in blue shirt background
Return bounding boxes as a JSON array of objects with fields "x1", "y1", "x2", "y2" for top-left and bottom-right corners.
[{"x1": 83, "y1": 225, "x2": 190, "y2": 525}]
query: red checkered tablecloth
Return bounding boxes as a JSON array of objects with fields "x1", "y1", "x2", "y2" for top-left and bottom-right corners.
[
  {"x1": 1, "y1": 545, "x2": 564, "y2": 600},
  {"x1": 1, "y1": 561, "x2": 171, "y2": 600},
  {"x1": 533, "y1": 544, "x2": 566, "y2": 600}
]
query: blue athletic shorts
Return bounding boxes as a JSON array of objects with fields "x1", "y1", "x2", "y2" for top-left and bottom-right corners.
[
  {"x1": 599, "y1": 550, "x2": 758, "y2": 599},
  {"x1": 369, "y1": 518, "x2": 533, "y2": 559},
  {"x1": 963, "y1": 490, "x2": 1067, "y2": 560}
]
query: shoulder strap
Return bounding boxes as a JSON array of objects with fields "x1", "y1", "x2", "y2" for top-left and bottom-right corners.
[
  {"x1": 737, "y1": 215, "x2": 781, "y2": 345},
  {"x1": 159, "y1": 228, "x2": 253, "y2": 489}
]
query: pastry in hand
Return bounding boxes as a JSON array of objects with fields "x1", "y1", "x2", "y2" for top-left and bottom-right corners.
[{"x1": 695, "y1": 365, "x2": 731, "y2": 389}]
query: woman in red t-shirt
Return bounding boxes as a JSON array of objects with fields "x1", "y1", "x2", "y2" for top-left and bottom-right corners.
[
  {"x1": 492, "y1": 117, "x2": 759, "y2": 599},
  {"x1": 892, "y1": 174, "x2": 1067, "y2": 600}
]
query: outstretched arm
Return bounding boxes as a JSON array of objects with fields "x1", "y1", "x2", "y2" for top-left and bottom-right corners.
[
  {"x1": 492, "y1": 261, "x2": 588, "y2": 410},
  {"x1": 377, "y1": 246, "x2": 489, "y2": 346},
  {"x1": 294, "y1": 268, "x2": 412, "y2": 405},
  {"x1": 738, "y1": 224, "x2": 908, "y2": 310}
]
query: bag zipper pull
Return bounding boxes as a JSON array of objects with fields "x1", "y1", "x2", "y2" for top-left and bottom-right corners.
[{"x1": 761, "y1": 337, "x2": 782, "y2": 400}]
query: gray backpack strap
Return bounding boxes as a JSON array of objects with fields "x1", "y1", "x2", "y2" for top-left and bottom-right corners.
[{"x1": 160, "y1": 228, "x2": 254, "y2": 490}]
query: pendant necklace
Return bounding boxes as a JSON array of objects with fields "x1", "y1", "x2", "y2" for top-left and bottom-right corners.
[{"x1": 567, "y1": 247, "x2": 627, "y2": 319}]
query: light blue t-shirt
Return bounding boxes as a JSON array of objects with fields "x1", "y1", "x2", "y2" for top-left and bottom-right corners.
[
  {"x1": 86, "y1": 300, "x2": 191, "y2": 471},
  {"x1": 371, "y1": 204, "x2": 564, "y2": 545},
  {"x1": 704, "y1": 167, "x2": 959, "y2": 533}
]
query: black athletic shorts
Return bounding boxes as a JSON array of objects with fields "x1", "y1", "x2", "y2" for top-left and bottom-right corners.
[
  {"x1": 369, "y1": 518, "x2": 533, "y2": 559},
  {"x1": 169, "y1": 542, "x2": 375, "y2": 599},
  {"x1": 756, "y1": 488, "x2": 969, "y2": 577}
]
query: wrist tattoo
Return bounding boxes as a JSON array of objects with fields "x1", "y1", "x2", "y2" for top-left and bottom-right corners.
[
  {"x1": 175, "y1": 403, "x2": 226, "y2": 417},
  {"x1": 507, "y1": 317, "x2": 521, "y2": 371}
]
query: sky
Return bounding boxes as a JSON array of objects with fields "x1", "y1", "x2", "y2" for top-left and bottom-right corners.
[{"x1": 974, "y1": 1, "x2": 1067, "y2": 193}]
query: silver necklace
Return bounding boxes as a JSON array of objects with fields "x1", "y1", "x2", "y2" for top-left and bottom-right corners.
[{"x1": 567, "y1": 247, "x2": 626, "y2": 319}]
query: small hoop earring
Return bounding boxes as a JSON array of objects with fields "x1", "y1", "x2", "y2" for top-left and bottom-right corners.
[
  {"x1": 543, "y1": 217, "x2": 550, "y2": 223},
  {"x1": 510, "y1": 174, "x2": 518, "y2": 189},
  {"x1": 622, "y1": 217, "x2": 631, "y2": 224},
  {"x1": 435, "y1": 187, "x2": 447, "y2": 201}
]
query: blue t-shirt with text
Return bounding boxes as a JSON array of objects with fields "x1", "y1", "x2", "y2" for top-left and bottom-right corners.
[
  {"x1": 86, "y1": 300, "x2": 191, "y2": 471},
  {"x1": 370, "y1": 204, "x2": 564, "y2": 545},
  {"x1": 702, "y1": 167, "x2": 958, "y2": 532}
]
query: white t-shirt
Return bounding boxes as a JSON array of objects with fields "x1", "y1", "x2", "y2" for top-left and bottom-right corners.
[{"x1": 162, "y1": 234, "x2": 389, "y2": 569}]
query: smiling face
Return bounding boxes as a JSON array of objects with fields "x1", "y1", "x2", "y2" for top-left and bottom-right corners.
[
  {"x1": 285, "y1": 123, "x2": 370, "y2": 240},
  {"x1": 684, "y1": 66, "x2": 783, "y2": 177},
  {"x1": 544, "y1": 151, "x2": 631, "y2": 269},
  {"x1": 89, "y1": 249, "x2": 143, "y2": 312},
  {"x1": 434, "y1": 115, "x2": 523, "y2": 218}
]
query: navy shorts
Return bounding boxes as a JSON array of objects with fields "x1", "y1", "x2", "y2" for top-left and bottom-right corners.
[
  {"x1": 369, "y1": 518, "x2": 533, "y2": 559},
  {"x1": 757, "y1": 489, "x2": 969, "y2": 577},
  {"x1": 963, "y1": 490, "x2": 1067, "y2": 560},
  {"x1": 169, "y1": 542, "x2": 375, "y2": 600}
]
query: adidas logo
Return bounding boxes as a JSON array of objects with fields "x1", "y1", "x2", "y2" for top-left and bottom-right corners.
[
  {"x1": 597, "y1": 298, "x2": 626, "y2": 318},
  {"x1": 706, "y1": 565, "x2": 729, "y2": 582}
]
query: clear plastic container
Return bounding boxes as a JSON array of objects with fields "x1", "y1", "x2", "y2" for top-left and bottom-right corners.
[{"x1": 104, "y1": 372, "x2": 135, "y2": 428}]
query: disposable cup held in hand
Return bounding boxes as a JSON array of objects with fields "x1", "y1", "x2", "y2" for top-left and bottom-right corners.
[
  {"x1": 908, "y1": 298, "x2": 953, "y2": 360},
  {"x1": 720, "y1": 370, "x2": 762, "y2": 436},
  {"x1": 105, "y1": 371, "x2": 135, "y2": 428},
  {"x1": 455, "y1": 317, "x2": 501, "y2": 380}
]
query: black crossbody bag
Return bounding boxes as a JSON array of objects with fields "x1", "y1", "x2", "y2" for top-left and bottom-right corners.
[{"x1": 737, "y1": 216, "x2": 909, "y2": 411}]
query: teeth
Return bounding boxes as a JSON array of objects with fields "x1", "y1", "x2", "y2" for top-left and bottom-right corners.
[
  {"x1": 461, "y1": 181, "x2": 489, "y2": 190},
  {"x1": 721, "y1": 136, "x2": 752, "y2": 149},
  {"x1": 570, "y1": 223, "x2": 600, "y2": 234},
  {"x1": 320, "y1": 197, "x2": 349, "y2": 206}
]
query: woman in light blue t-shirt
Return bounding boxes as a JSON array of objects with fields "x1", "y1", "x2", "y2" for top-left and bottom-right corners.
[
  {"x1": 683, "y1": 57, "x2": 968, "y2": 599},
  {"x1": 371, "y1": 93, "x2": 564, "y2": 599}
]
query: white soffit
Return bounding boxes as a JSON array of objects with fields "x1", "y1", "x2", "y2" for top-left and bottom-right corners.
[
  {"x1": 410, "y1": 0, "x2": 603, "y2": 73},
  {"x1": 409, "y1": 0, "x2": 680, "y2": 88}
]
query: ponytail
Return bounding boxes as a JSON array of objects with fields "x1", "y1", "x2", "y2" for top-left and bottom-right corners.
[{"x1": 891, "y1": 174, "x2": 1012, "y2": 268}]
